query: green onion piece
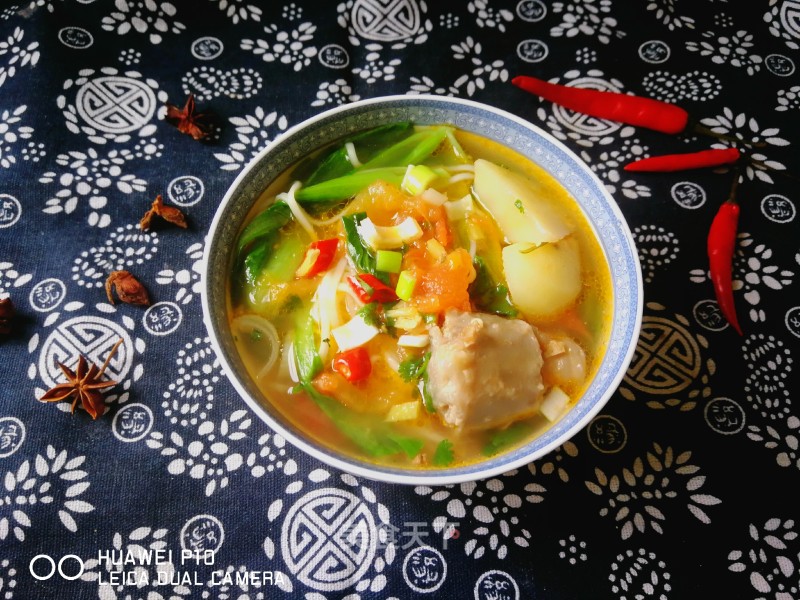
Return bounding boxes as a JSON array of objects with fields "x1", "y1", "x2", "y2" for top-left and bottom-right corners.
[
  {"x1": 395, "y1": 270, "x2": 417, "y2": 301},
  {"x1": 401, "y1": 164, "x2": 439, "y2": 195},
  {"x1": 376, "y1": 250, "x2": 403, "y2": 273}
]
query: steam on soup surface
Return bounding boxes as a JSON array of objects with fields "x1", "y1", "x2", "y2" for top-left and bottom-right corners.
[{"x1": 229, "y1": 122, "x2": 612, "y2": 469}]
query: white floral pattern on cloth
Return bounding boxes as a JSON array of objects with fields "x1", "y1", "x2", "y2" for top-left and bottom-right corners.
[
  {"x1": 586, "y1": 443, "x2": 722, "y2": 539},
  {"x1": 686, "y1": 28, "x2": 764, "y2": 76},
  {"x1": 0, "y1": 558, "x2": 16, "y2": 599},
  {"x1": 208, "y1": 0, "x2": 262, "y2": 24},
  {"x1": 155, "y1": 242, "x2": 203, "y2": 304},
  {"x1": 646, "y1": 0, "x2": 695, "y2": 30},
  {"x1": 641, "y1": 70, "x2": 721, "y2": 102},
  {"x1": 0, "y1": 446, "x2": 94, "y2": 541},
  {"x1": 689, "y1": 232, "x2": 795, "y2": 324},
  {"x1": 776, "y1": 85, "x2": 800, "y2": 112},
  {"x1": 408, "y1": 36, "x2": 509, "y2": 96},
  {"x1": 311, "y1": 79, "x2": 361, "y2": 107},
  {"x1": 580, "y1": 138, "x2": 652, "y2": 199},
  {"x1": 0, "y1": 261, "x2": 32, "y2": 297},
  {"x1": 181, "y1": 66, "x2": 263, "y2": 101},
  {"x1": 415, "y1": 469, "x2": 540, "y2": 560},
  {"x1": 101, "y1": 1, "x2": 186, "y2": 45},
  {"x1": 214, "y1": 107, "x2": 289, "y2": 171},
  {"x1": 241, "y1": 21, "x2": 318, "y2": 72},
  {"x1": 57, "y1": 67, "x2": 168, "y2": 145},
  {"x1": 728, "y1": 518, "x2": 800, "y2": 599},
  {"x1": 352, "y1": 43, "x2": 402, "y2": 84},
  {"x1": 72, "y1": 224, "x2": 160, "y2": 289},
  {"x1": 0, "y1": 104, "x2": 34, "y2": 169},
  {"x1": 742, "y1": 333, "x2": 798, "y2": 471},
  {"x1": 39, "y1": 141, "x2": 163, "y2": 228},
  {"x1": 698, "y1": 109, "x2": 789, "y2": 184},
  {"x1": 609, "y1": 547, "x2": 672, "y2": 599},
  {"x1": 263, "y1": 469, "x2": 396, "y2": 597},
  {"x1": 28, "y1": 302, "x2": 146, "y2": 414},
  {"x1": 0, "y1": 27, "x2": 39, "y2": 88},
  {"x1": 143, "y1": 337, "x2": 297, "y2": 496},
  {"x1": 550, "y1": 0, "x2": 625, "y2": 45},
  {"x1": 632, "y1": 225, "x2": 680, "y2": 284},
  {"x1": 467, "y1": 0, "x2": 514, "y2": 32}
]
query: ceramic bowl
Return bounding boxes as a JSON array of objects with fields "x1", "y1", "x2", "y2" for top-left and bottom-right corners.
[{"x1": 202, "y1": 95, "x2": 643, "y2": 485}]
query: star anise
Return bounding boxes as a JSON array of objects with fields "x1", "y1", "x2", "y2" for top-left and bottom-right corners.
[
  {"x1": 0, "y1": 297, "x2": 15, "y2": 336},
  {"x1": 39, "y1": 338, "x2": 123, "y2": 419},
  {"x1": 140, "y1": 194, "x2": 188, "y2": 230},
  {"x1": 106, "y1": 270, "x2": 151, "y2": 306},
  {"x1": 165, "y1": 94, "x2": 213, "y2": 140}
]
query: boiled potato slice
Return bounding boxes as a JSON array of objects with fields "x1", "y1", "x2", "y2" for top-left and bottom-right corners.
[
  {"x1": 502, "y1": 236, "x2": 582, "y2": 319},
  {"x1": 473, "y1": 159, "x2": 571, "y2": 244}
]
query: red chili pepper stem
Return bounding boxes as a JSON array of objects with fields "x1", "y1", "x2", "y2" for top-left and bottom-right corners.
[{"x1": 707, "y1": 174, "x2": 743, "y2": 335}]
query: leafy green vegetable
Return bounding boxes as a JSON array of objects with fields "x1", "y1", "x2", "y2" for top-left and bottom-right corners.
[
  {"x1": 295, "y1": 167, "x2": 406, "y2": 203},
  {"x1": 469, "y1": 256, "x2": 518, "y2": 318},
  {"x1": 398, "y1": 351, "x2": 431, "y2": 383},
  {"x1": 388, "y1": 434, "x2": 425, "y2": 459},
  {"x1": 341, "y1": 212, "x2": 390, "y2": 284},
  {"x1": 293, "y1": 308, "x2": 322, "y2": 384},
  {"x1": 302, "y1": 384, "x2": 424, "y2": 458},
  {"x1": 357, "y1": 302, "x2": 382, "y2": 328},
  {"x1": 306, "y1": 122, "x2": 414, "y2": 186},
  {"x1": 433, "y1": 439, "x2": 455, "y2": 466},
  {"x1": 361, "y1": 127, "x2": 450, "y2": 170},
  {"x1": 237, "y1": 201, "x2": 292, "y2": 256},
  {"x1": 482, "y1": 422, "x2": 533, "y2": 457}
]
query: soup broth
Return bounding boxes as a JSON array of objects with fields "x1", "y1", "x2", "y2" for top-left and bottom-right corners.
[{"x1": 228, "y1": 123, "x2": 612, "y2": 469}]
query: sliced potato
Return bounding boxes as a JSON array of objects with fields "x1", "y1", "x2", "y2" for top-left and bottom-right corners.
[
  {"x1": 502, "y1": 236, "x2": 582, "y2": 319},
  {"x1": 473, "y1": 159, "x2": 571, "y2": 244}
]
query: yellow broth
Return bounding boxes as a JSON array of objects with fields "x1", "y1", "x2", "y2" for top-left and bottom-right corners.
[{"x1": 228, "y1": 125, "x2": 613, "y2": 469}]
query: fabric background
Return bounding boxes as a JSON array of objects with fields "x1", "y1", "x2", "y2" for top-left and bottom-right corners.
[{"x1": 1, "y1": 1, "x2": 799, "y2": 598}]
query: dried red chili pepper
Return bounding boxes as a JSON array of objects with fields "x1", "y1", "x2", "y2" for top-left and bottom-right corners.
[
  {"x1": 140, "y1": 194, "x2": 188, "y2": 230},
  {"x1": 512, "y1": 75, "x2": 690, "y2": 134},
  {"x1": 165, "y1": 94, "x2": 213, "y2": 140},
  {"x1": 625, "y1": 148, "x2": 741, "y2": 172},
  {"x1": 106, "y1": 271, "x2": 151, "y2": 306},
  {"x1": 708, "y1": 196, "x2": 743, "y2": 335},
  {"x1": 0, "y1": 297, "x2": 15, "y2": 336}
]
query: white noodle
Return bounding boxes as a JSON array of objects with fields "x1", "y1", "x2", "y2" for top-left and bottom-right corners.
[
  {"x1": 447, "y1": 172, "x2": 475, "y2": 186},
  {"x1": 345, "y1": 142, "x2": 362, "y2": 167},
  {"x1": 279, "y1": 181, "x2": 317, "y2": 241},
  {"x1": 444, "y1": 164, "x2": 475, "y2": 173}
]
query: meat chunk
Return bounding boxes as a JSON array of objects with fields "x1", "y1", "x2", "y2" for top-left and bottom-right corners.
[{"x1": 427, "y1": 310, "x2": 544, "y2": 431}]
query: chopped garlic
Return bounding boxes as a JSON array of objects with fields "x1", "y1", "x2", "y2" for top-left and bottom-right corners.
[
  {"x1": 331, "y1": 314, "x2": 380, "y2": 352},
  {"x1": 397, "y1": 334, "x2": 430, "y2": 348}
]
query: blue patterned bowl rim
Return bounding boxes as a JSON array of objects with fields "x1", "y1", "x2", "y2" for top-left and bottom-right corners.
[{"x1": 202, "y1": 95, "x2": 643, "y2": 485}]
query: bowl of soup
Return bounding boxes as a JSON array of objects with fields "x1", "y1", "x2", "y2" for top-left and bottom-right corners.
[{"x1": 202, "y1": 95, "x2": 643, "y2": 485}]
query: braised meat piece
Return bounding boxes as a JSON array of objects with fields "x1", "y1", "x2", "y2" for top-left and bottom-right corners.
[{"x1": 427, "y1": 310, "x2": 544, "y2": 431}]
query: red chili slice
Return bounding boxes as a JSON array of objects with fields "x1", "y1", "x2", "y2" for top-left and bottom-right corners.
[
  {"x1": 296, "y1": 238, "x2": 339, "y2": 278},
  {"x1": 347, "y1": 273, "x2": 398, "y2": 303},
  {"x1": 332, "y1": 347, "x2": 372, "y2": 382}
]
